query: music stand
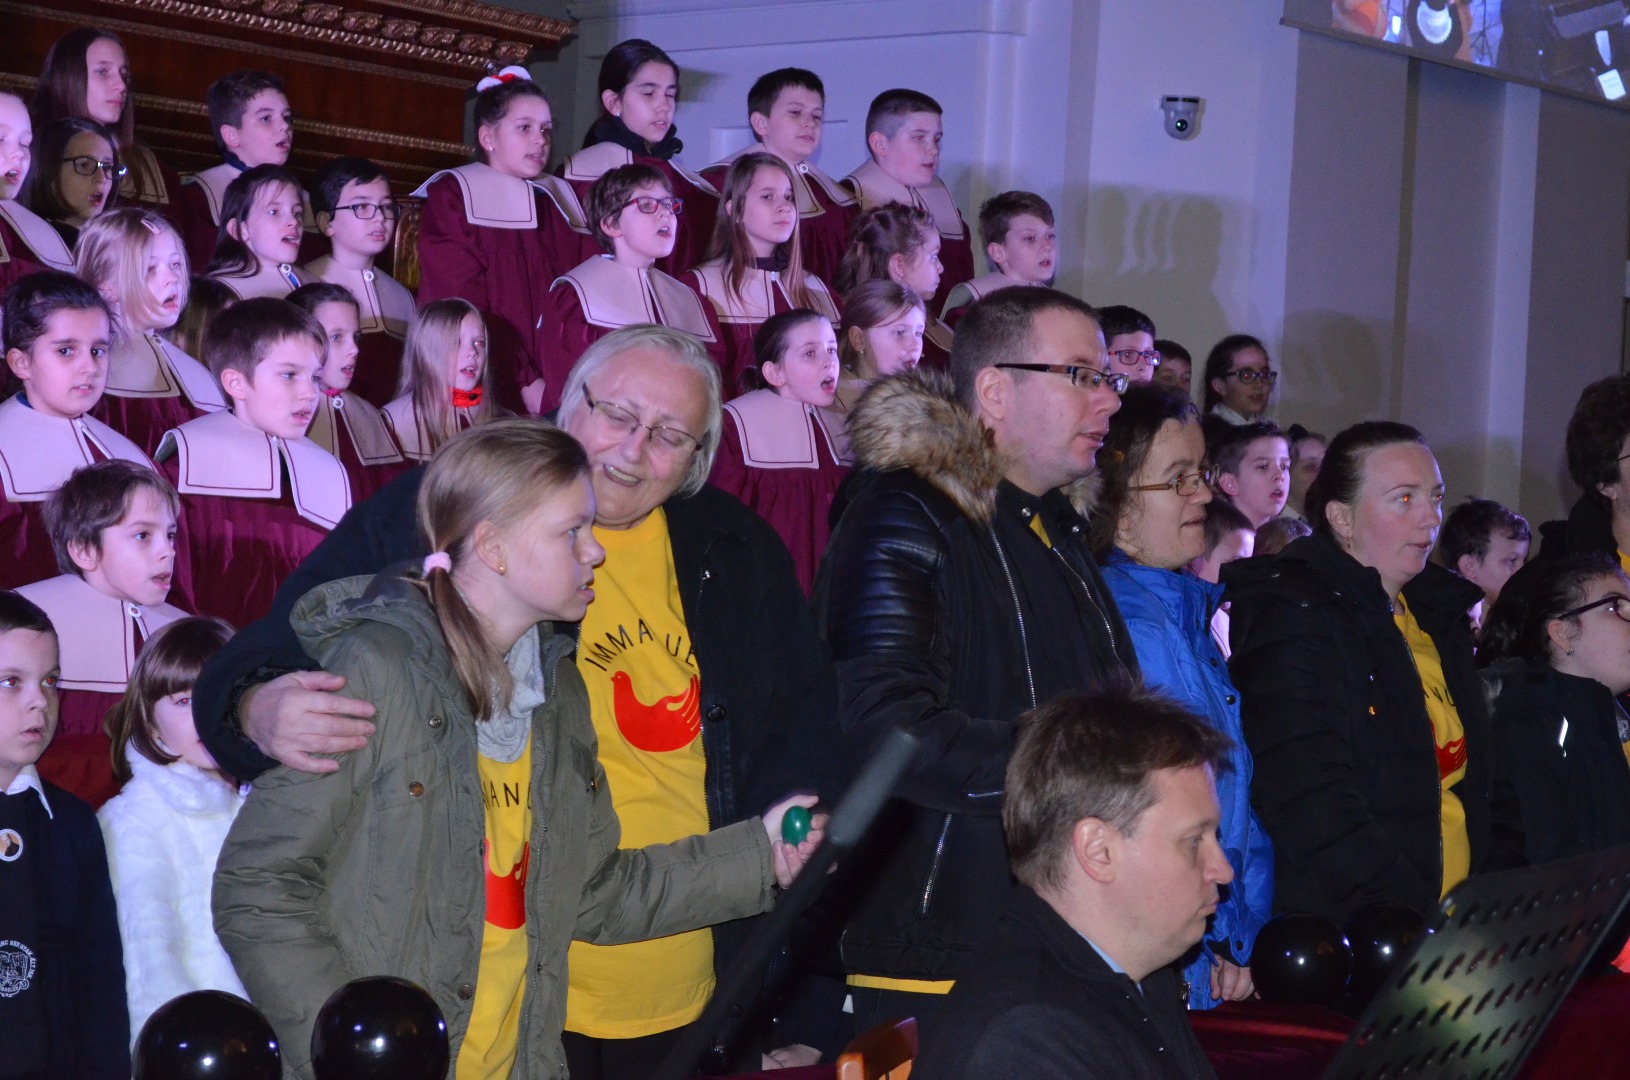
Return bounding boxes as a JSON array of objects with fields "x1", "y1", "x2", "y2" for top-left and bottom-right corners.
[{"x1": 1320, "y1": 844, "x2": 1630, "y2": 1079}]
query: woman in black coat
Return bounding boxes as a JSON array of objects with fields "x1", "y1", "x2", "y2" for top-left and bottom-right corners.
[
  {"x1": 1480, "y1": 553, "x2": 1630, "y2": 864},
  {"x1": 1224, "y1": 421, "x2": 1524, "y2": 924}
]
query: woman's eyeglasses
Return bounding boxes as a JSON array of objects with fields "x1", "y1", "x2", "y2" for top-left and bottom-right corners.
[
  {"x1": 64, "y1": 156, "x2": 127, "y2": 180},
  {"x1": 1128, "y1": 466, "x2": 1216, "y2": 498},
  {"x1": 1224, "y1": 368, "x2": 1278, "y2": 385},
  {"x1": 1557, "y1": 595, "x2": 1630, "y2": 624}
]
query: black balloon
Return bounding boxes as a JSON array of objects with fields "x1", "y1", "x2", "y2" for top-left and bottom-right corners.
[
  {"x1": 1252, "y1": 913, "x2": 1353, "y2": 1006},
  {"x1": 310, "y1": 976, "x2": 449, "y2": 1080},
  {"x1": 134, "y1": 990, "x2": 281, "y2": 1080},
  {"x1": 1344, "y1": 900, "x2": 1429, "y2": 1003}
]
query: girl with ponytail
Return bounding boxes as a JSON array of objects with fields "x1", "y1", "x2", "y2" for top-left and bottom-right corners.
[{"x1": 215, "y1": 418, "x2": 819, "y2": 1079}]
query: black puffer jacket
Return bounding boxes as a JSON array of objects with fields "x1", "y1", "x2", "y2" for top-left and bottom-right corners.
[
  {"x1": 1223, "y1": 534, "x2": 1525, "y2": 923},
  {"x1": 813, "y1": 372, "x2": 1137, "y2": 982}
]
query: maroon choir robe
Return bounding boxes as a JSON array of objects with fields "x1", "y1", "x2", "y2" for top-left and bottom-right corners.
[
  {"x1": 301, "y1": 255, "x2": 416, "y2": 408},
  {"x1": 543, "y1": 255, "x2": 726, "y2": 413},
  {"x1": 0, "y1": 200, "x2": 74, "y2": 296},
  {"x1": 557, "y1": 142, "x2": 719, "y2": 278},
  {"x1": 702, "y1": 149, "x2": 858, "y2": 287},
  {"x1": 118, "y1": 144, "x2": 186, "y2": 221},
  {"x1": 841, "y1": 159, "x2": 975, "y2": 317},
  {"x1": 709, "y1": 388, "x2": 849, "y2": 596},
  {"x1": 412, "y1": 164, "x2": 598, "y2": 413},
  {"x1": 157, "y1": 410, "x2": 350, "y2": 629},
  {"x1": 0, "y1": 394, "x2": 154, "y2": 590},
  {"x1": 686, "y1": 260, "x2": 839, "y2": 397},
  {"x1": 211, "y1": 260, "x2": 305, "y2": 301},
  {"x1": 308, "y1": 390, "x2": 406, "y2": 502},
  {"x1": 921, "y1": 316, "x2": 955, "y2": 372},
  {"x1": 380, "y1": 395, "x2": 476, "y2": 463},
  {"x1": 15, "y1": 574, "x2": 186, "y2": 808},
  {"x1": 93, "y1": 330, "x2": 227, "y2": 457},
  {"x1": 177, "y1": 162, "x2": 326, "y2": 273},
  {"x1": 942, "y1": 271, "x2": 1033, "y2": 328}
]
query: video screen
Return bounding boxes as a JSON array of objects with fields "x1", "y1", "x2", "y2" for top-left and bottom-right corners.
[{"x1": 1282, "y1": 1, "x2": 1630, "y2": 108}]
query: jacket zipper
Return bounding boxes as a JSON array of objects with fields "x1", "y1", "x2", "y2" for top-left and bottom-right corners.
[{"x1": 1050, "y1": 545, "x2": 1121, "y2": 661}]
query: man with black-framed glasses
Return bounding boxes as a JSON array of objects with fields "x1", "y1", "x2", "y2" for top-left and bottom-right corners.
[{"x1": 816, "y1": 286, "x2": 1141, "y2": 1042}]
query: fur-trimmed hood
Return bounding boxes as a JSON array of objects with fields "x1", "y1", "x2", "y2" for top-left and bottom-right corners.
[{"x1": 844, "y1": 370, "x2": 1100, "y2": 524}]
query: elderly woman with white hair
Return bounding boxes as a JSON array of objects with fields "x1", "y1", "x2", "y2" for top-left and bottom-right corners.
[{"x1": 191, "y1": 324, "x2": 847, "y2": 1071}]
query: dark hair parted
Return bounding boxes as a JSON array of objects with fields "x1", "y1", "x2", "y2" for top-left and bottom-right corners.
[
  {"x1": 286, "y1": 281, "x2": 359, "y2": 320},
  {"x1": 1564, "y1": 374, "x2": 1630, "y2": 499},
  {"x1": 743, "y1": 307, "x2": 830, "y2": 393},
  {"x1": 1479, "y1": 552, "x2": 1623, "y2": 668},
  {"x1": 1154, "y1": 339, "x2": 1191, "y2": 366},
  {"x1": 103, "y1": 616, "x2": 234, "y2": 783},
  {"x1": 1211, "y1": 420, "x2": 1286, "y2": 477},
  {"x1": 748, "y1": 68, "x2": 824, "y2": 124},
  {"x1": 585, "y1": 163, "x2": 670, "y2": 253},
  {"x1": 202, "y1": 296, "x2": 324, "y2": 386},
  {"x1": 1437, "y1": 498, "x2": 1530, "y2": 568},
  {"x1": 598, "y1": 39, "x2": 680, "y2": 102},
  {"x1": 1004, "y1": 687, "x2": 1231, "y2": 892},
  {"x1": 948, "y1": 286, "x2": 1100, "y2": 409},
  {"x1": 1095, "y1": 304, "x2": 1155, "y2": 344},
  {"x1": 977, "y1": 190, "x2": 1054, "y2": 248},
  {"x1": 43, "y1": 460, "x2": 179, "y2": 577},
  {"x1": 1202, "y1": 333, "x2": 1269, "y2": 411},
  {"x1": 23, "y1": 117, "x2": 120, "y2": 223},
  {"x1": 1303, "y1": 420, "x2": 1429, "y2": 538},
  {"x1": 833, "y1": 202, "x2": 936, "y2": 295},
  {"x1": 0, "y1": 590, "x2": 55, "y2": 638},
  {"x1": 838, "y1": 279, "x2": 924, "y2": 371},
  {"x1": 32, "y1": 28, "x2": 135, "y2": 147},
  {"x1": 2, "y1": 270, "x2": 114, "y2": 397},
  {"x1": 207, "y1": 164, "x2": 302, "y2": 278},
  {"x1": 416, "y1": 420, "x2": 590, "y2": 720},
  {"x1": 1253, "y1": 516, "x2": 1311, "y2": 557},
  {"x1": 1091, "y1": 383, "x2": 1200, "y2": 554},
  {"x1": 206, "y1": 70, "x2": 285, "y2": 153},
  {"x1": 472, "y1": 79, "x2": 550, "y2": 166},
  {"x1": 864, "y1": 88, "x2": 942, "y2": 139},
  {"x1": 307, "y1": 156, "x2": 389, "y2": 218}
]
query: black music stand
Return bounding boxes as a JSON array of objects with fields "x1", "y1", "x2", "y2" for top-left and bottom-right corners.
[{"x1": 1320, "y1": 845, "x2": 1630, "y2": 1079}]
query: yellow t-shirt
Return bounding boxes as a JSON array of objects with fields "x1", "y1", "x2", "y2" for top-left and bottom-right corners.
[
  {"x1": 1618, "y1": 548, "x2": 1630, "y2": 577},
  {"x1": 456, "y1": 741, "x2": 533, "y2": 1080},
  {"x1": 566, "y1": 508, "x2": 713, "y2": 1039},
  {"x1": 1394, "y1": 596, "x2": 1471, "y2": 898}
]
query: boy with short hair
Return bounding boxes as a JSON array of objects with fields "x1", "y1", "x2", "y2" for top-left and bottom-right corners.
[
  {"x1": 1212, "y1": 420, "x2": 1291, "y2": 527},
  {"x1": 542, "y1": 164, "x2": 724, "y2": 409},
  {"x1": 156, "y1": 297, "x2": 350, "y2": 629},
  {"x1": 941, "y1": 191, "x2": 1057, "y2": 327},
  {"x1": 843, "y1": 89, "x2": 973, "y2": 315},
  {"x1": 1152, "y1": 338, "x2": 1193, "y2": 399},
  {"x1": 177, "y1": 71, "x2": 318, "y2": 269},
  {"x1": 1097, "y1": 305, "x2": 1161, "y2": 384},
  {"x1": 0, "y1": 590, "x2": 131, "y2": 1078},
  {"x1": 703, "y1": 68, "x2": 857, "y2": 286},
  {"x1": 16, "y1": 461, "x2": 187, "y2": 807},
  {"x1": 301, "y1": 156, "x2": 416, "y2": 407},
  {"x1": 1438, "y1": 497, "x2": 1531, "y2": 607}
]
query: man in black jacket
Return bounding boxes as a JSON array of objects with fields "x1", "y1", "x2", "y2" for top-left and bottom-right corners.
[
  {"x1": 814, "y1": 287, "x2": 1140, "y2": 1035},
  {"x1": 191, "y1": 325, "x2": 845, "y2": 1070},
  {"x1": 914, "y1": 689, "x2": 1225, "y2": 1080}
]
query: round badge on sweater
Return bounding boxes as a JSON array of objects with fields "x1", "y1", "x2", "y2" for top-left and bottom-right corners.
[{"x1": 0, "y1": 829, "x2": 21, "y2": 862}]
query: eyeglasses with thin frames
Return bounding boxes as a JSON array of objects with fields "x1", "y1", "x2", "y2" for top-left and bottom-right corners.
[
  {"x1": 64, "y1": 155, "x2": 126, "y2": 180},
  {"x1": 333, "y1": 201, "x2": 400, "y2": 221},
  {"x1": 1108, "y1": 348, "x2": 1162, "y2": 370},
  {"x1": 1129, "y1": 466, "x2": 1216, "y2": 498},
  {"x1": 993, "y1": 363, "x2": 1129, "y2": 394},
  {"x1": 582, "y1": 385, "x2": 701, "y2": 456},
  {"x1": 1556, "y1": 594, "x2": 1630, "y2": 625},
  {"x1": 621, "y1": 195, "x2": 684, "y2": 217},
  {"x1": 1224, "y1": 368, "x2": 1278, "y2": 385}
]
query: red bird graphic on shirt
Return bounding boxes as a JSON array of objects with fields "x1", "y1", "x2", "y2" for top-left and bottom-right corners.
[
  {"x1": 1437, "y1": 735, "x2": 1467, "y2": 782},
  {"x1": 612, "y1": 671, "x2": 702, "y2": 752},
  {"x1": 483, "y1": 838, "x2": 529, "y2": 931}
]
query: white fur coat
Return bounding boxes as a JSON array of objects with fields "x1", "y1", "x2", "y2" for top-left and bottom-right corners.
[{"x1": 98, "y1": 753, "x2": 249, "y2": 1044}]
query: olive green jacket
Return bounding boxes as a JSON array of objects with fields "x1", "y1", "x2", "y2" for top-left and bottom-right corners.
[{"x1": 213, "y1": 569, "x2": 776, "y2": 1078}]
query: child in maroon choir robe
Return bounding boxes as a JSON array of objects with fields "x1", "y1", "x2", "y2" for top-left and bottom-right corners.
[
  {"x1": 175, "y1": 71, "x2": 319, "y2": 271},
  {"x1": 831, "y1": 279, "x2": 927, "y2": 424},
  {"x1": 558, "y1": 39, "x2": 719, "y2": 278},
  {"x1": 78, "y1": 209, "x2": 228, "y2": 456},
  {"x1": 688, "y1": 152, "x2": 840, "y2": 396},
  {"x1": 709, "y1": 309, "x2": 848, "y2": 595},
  {"x1": 22, "y1": 117, "x2": 120, "y2": 250},
  {"x1": 384, "y1": 298, "x2": 502, "y2": 463},
  {"x1": 413, "y1": 67, "x2": 597, "y2": 417},
  {"x1": 156, "y1": 298, "x2": 349, "y2": 629},
  {"x1": 33, "y1": 28, "x2": 185, "y2": 219},
  {"x1": 302, "y1": 157, "x2": 415, "y2": 408},
  {"x1": 834, "y1": 202, "x2": 954, "y2": 370},
  {"x1": 703, "y1": 68, "x2": 857, "y2": 287},
  {"x1": 544, "y1": 165, "x2": 725, "y2": 413},
  {"x1": 1, "y1": 272, "x2": 153, "y2": 591},
  {"x1": 17, "y1": 461, "x2": 187, "y2": 808},
  {"x1": 207, "y1": 165, "x2": 308, "y2": 301},
  {"x1": 842, "y1": 89, "x2": 974, "y2": 316},
  {"x1": 941, "y1": 191, "x2": 1059, "y2": 326},
  {"x1": 0, "y1": 93, "x2": 76, "y2": 297},
  {"x1": 288, "y1": 283, "x2": 405, "y2": 501}
]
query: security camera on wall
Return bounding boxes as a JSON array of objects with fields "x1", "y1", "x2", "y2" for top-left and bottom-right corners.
[{"x1": 1161, "y1": 95, "x2": 1201, "y2": 140}]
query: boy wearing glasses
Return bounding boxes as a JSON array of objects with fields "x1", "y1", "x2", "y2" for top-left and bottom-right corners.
[
  {"x1": 542, "y1": 164, "x2": 724, "y2": 414},
  {"x1": 1096, "y1": 305, "x2": 1162, "y2": 384},
  {"x1": 302, "y1": 157, "x2": 415, "y2": 408}
]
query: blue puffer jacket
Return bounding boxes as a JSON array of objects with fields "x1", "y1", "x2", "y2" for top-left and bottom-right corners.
[{"x1": 1102, "y1": 549, "x2": 1274, "y2": 1010}]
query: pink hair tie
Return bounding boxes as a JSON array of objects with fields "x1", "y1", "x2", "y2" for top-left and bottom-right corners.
[
  {"x1": 476, "y1": 65, "x2": 532, "y2": 93},
  {"x1": 423, "y1": 552, "x2": 453, "y2": 575}
]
